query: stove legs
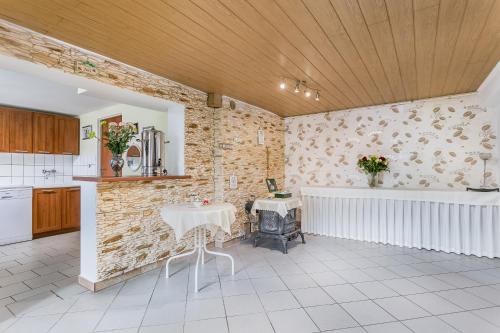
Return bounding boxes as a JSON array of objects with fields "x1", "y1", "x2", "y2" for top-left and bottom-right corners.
[
  {"x1": 281, "y1": 237, "x2": 288, "y2": 254},
  {"x1": 299, "y1": 230, "x2": 305, "y2": 244},
  {"x1": 252, "y1": 229, "x2": 305, "y2": 254}
]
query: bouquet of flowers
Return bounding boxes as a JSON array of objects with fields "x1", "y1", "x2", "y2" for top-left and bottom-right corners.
[
  {"x1": 357, "y1": 155, "x2": 389, "y2": 187},
  {"x1": 89, "y1": 121, "x2": 137, "y2": 156},
  {"x1": 89, "y1": 121, "x2": 137, "y2": 176}
]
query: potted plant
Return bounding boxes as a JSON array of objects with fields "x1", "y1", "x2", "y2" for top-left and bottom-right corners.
[
  {"x1": 89, "y1": 121, "x2": 137, "y2": 177},
  {"x1": 357, "y1": 155, "x2": 389, "y2": 188}
]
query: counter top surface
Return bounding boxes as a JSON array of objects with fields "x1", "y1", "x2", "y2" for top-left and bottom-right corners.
[
  {"x1": 34, "y1": 184, "x2": 80, "y2": 189},
  {"x1": 301, "y1": 186, "x2": 500, "y2": 206},
  {"x1": 1, "y1": 184, "x2": 80, "y2": 189},
  {"x1": 73, "y1": 175, "x2": 191, "y2": 182}
]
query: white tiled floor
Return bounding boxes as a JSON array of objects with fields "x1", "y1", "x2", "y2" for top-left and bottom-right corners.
[{"x1": 2, "y1": 233, "x2": 500, "y2": 332}]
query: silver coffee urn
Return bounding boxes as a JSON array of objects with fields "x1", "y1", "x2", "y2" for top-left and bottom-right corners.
[{"x1": 141, "y1": 126, "x2": 166, "y2": 176}]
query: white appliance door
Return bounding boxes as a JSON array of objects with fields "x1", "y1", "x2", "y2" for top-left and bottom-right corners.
[{"x1": 0, "y1": 188, "x2": 33, "y2": 245}]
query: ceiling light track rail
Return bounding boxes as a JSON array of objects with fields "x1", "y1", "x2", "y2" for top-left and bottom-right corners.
[{"x1": 279, "y1": 77, "x2": 320, "y2": 101}]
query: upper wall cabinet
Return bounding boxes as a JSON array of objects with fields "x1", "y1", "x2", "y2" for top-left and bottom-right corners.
[
  {"x1": 55, "y1": 116, "x2": 79, "y2": 155},
  {"x1": 0, "y1": 108, "x2": 9, "y2": 152},
  {"x1": 0, "y1": 107, "x2": 79, "y2": 155},
  {"x1": 9, "y1": 108, "x2": 33, "y2": 153},
  {"x1": 33, "y1": 113, "x2": 55, "y2": 154}
]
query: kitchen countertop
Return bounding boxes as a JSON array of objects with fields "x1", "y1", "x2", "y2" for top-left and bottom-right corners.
[
  {"x1": 73, "y1": 175, "x2": 191, "y2": 182},
  {"x1": 1, "y1": 184, "x2": 81, "y2": 189},
  {"x1": 0, "y1": 185, "x2": 33, "y2": 190},
  {"x1": 33, "y1": 184, "x2": 80, "y2": 189}
]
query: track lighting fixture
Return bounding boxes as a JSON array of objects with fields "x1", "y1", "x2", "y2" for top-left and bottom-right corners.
[
  {"x1": 279, "y1": 77, "x2": 320, "y2": 102},
  {"x1": 279, "y1": 78, "x2": 286, "y2": 90}
]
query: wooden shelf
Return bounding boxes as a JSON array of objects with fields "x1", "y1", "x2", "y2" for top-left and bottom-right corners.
[{"x1": 73, "y1": 175, "x2": 191, "y2": 183}]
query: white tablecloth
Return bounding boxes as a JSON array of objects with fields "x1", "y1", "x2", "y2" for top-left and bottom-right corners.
[
  {"x1": 301, "y1": 186, "x2": 500, "y2": 258},
  {"x1": 301, "y1": 186, "x2": 500, "y2": 206},
  {"x1": 160, "y1": 203, "x2": 237, "y2": 241},
  {"x1": 251, "y1": 197, "x2": 301, "y2": 217}
]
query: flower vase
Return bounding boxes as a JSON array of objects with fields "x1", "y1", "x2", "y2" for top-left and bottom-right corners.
[
  {"x1": 367, "y1": 173, "x2": 378, "y2": 188},
  {"x1": 110, "y1": 154, "x2": 124, "y2": 177}
]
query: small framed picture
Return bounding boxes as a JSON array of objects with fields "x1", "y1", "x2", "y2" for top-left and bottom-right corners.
[
  {"x1": 266, "y1": 178, "x2": 278, "y2": 192},
  {"x1": 132, "y1": 122, "x2": 139, "y2": 134},
  {"x1": 82, "y1": 125, "x2": 92, "y2": 140}
]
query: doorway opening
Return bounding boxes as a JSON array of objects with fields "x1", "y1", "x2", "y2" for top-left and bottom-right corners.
[{"x1": 99, "y1": 114, "x2": 122, "y2": 177}]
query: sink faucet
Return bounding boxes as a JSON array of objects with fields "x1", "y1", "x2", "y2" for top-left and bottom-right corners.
[{"x1": 42, "y1": 169, "x2": 56, "y2": 179}]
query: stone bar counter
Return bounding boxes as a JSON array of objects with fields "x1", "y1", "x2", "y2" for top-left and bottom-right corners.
[{"x1": 73, "y1": 175, "x2": 207, "y2": 291}]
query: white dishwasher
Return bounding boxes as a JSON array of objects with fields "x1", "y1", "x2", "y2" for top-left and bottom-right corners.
[{"x1": 0, "y1": 186, "x2": 33, "y2": 245}]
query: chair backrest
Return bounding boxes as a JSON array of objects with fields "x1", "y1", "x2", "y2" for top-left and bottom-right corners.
[{"x1": 466, "y1": 187, "x2": 500, "y2": 192}]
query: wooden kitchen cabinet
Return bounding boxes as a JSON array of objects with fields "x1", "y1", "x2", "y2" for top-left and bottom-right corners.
[
  {"x1": 0, "y1": 108, "x2": 9, "y2": 152},
  {"x1": 55, "y1": 116, "x2": 80, "y2": 155},
  {"x1": 3, "y1": 108, "x2": 79, "y2": 154},
  {"x1": 62, "y1": 187, "x2": 80, "y2": 229},
  {"x1": 33, "y1": 113, "x2": 55, "y2": 154},
  {"x1": 9, "y1": 109, "x2": 33, "y2": 153},
  {"x1": 33, "y1": 186, "x2": 80, "y2": 237},
  {"x1": 32, "y1": 188, "x2": 62, "y2": 235}
]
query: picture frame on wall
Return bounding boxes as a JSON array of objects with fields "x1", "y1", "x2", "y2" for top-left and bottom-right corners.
[
  {"x1": 132, "y1": 122, "x2": 139, "y2": 134},
  {"x1": 82, "y1": 125, "x2": 92, "y2": 140},
  {"x1": 266, "y1": 178, "x2": 278, "y2": 192}
]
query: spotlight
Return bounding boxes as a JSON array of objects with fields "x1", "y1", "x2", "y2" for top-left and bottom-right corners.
[
  {"x1": 305, "y1": 89, "x2": 311, "y2": 98},
  {"x1": 294, "y1": 81, "x2": 300, "y2": 93},
  {"x1": 279, "y1": 79, "x2": 286, "y2": 90},
  {"x1": 315, "y1": 91, "x2": 320, "y2": 101}
]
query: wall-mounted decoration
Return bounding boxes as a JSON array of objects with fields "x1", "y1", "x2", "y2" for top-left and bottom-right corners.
[
  {"x1": 266, "y1": 178, "x2": 278, "y2": 192},
  {"x1": 82, "y1": 125, "x2": 93, "y2": 140},
  {"x1": 132, "y1": 122, "x2": 139, "y2": 134},
  {"x1": 74, "y1": 60, "x2": 98, "y2": 75}
]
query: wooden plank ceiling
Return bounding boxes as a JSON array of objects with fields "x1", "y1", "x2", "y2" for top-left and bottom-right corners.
[{"x1": 0, "y1": 0, "x2": 499, "y2": 117}]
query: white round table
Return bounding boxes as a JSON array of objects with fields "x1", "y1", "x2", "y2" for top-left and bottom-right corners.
[{"x1": 160, "y1": 203, "x2": 236, "y2": 292}]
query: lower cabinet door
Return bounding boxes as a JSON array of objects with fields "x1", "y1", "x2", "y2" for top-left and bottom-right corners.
[
  {"x1": 33, "y1": 188, "x2": 62, "y2": 234},
  {"x1": 62, "y1": 187, "x2": 80, "y2": 229}
]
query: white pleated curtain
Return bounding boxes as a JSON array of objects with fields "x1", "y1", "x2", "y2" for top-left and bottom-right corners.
[{"x1": 302, "y1": 195, "x2": 500, "y2": 258}]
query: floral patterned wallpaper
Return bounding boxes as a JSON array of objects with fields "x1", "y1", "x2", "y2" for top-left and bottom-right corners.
[{"x1": 285, "y1": 94, "x2": 498, "y2": 195}]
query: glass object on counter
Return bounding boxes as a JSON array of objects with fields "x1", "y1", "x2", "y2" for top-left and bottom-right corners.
[{"x1": 126, "y1": 144, "x2": 142, "y2": 172}]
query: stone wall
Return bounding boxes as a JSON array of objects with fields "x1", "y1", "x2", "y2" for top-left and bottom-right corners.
[
  {"x1": 0, "y1": 20, "x2": 284, "y2": 282},
  {"x1": 218, "y1": 97, "x2": 285, "y2": 237},
  {"x1": 95, "y1": 180, "x2": 197, "y2": 280}
]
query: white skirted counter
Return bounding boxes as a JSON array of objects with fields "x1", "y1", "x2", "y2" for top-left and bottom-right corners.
[{"x1": 301, "y1": 186, "x2": 500, "y2": 258}]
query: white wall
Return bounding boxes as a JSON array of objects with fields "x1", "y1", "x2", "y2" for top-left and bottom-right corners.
[
  {"x1": 76, "y1": 104, "x2": 168, "y2": 176},
  {"x1": 166, "y1": 105, "x2": 185, "y2": 175},
  {"x1": 78, "y1": 181, "x2": 97, "y2": 283},
  {"x1": 478, "y1": 61, "x2": 500, "y2": 180},
  {"x1": 285, "y1": 93, "x2": 498, "y2": 195}
]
